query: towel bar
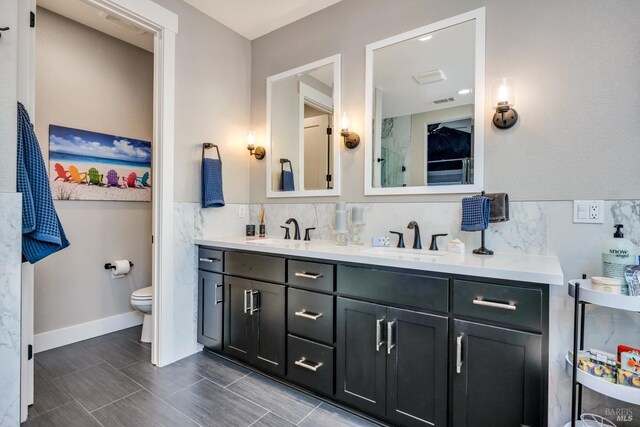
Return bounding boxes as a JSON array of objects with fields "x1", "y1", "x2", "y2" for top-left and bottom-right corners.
[{"x1": 202, "y1": 143, "x2": 221, "y2": 161}]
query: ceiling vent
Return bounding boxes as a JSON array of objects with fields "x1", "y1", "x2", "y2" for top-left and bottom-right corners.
[
  {"x1": 413, "y1": 69, "x2": 447, "y2": 85},
  {"x1": 433, "y1": 97, "x2": 455, "y2": 105},
  {"x1": 99, "y1": 11, "x2": 151, "y2": 36}
]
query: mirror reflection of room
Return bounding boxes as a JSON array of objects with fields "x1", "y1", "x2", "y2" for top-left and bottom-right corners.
[
  {"x1": 270, "y1": 63, "x2": 334, "y2": 192},
  {"x1": 372, "y1": 19, "x2": 475, "y2": 189}
]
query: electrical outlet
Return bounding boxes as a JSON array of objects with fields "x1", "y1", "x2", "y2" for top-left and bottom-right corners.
[
  {"x1": 573, "y1": 200, "x2": 604, "y2": 224},
  {"x1": 237, "y1": 205, "x2": 247, "y2": 218}
]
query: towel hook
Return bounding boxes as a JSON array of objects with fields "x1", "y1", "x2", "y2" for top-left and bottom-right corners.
[
  {"x1": 0, "y1": 27, "x2": 10, "y2": 39},
  {"x1": 202, "y1": 143, "x2": 221, "y2": 162}
]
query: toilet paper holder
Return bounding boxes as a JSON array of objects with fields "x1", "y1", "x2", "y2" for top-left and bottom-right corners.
[{"x1": 104, "y1": 261, "x2": 134, "y2": 270}]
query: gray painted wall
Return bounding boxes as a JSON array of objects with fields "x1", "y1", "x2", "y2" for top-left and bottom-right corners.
[
  {"x1": 153, "y1": 0, "x2": 252, "y2": 204},
  {"x1": 249, "y1": 0, "x2": 640, "y2": 203},
  {"x1": 34, "y1": 8, "x2": 152, "y2": 333}
]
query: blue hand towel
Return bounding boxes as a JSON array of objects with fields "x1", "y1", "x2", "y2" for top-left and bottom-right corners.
[
  {"x1": 202, "y1": 158, "x2": 225, "y2": 208},
  {"x1": 461, "y1": 196, "x2": 490, "y2": 231},
  {"x1": 280, "y1": 170, "x2": 295, "y2": 191},
  {"x1": 17, "y1": 102, "x2": 70, "y2": 263}
]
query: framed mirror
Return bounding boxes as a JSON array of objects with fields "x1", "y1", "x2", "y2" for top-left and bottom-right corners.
[
  {"x1": 364, "y1": 8, "x2": 485, "y2": 195},
  {"x1": 266, "y1": 55, "x2": 341, "y2": 198}
]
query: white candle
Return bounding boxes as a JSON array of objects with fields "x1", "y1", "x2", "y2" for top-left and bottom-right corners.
[
  {"x1": 336, "y1": 202, "x2": 346, "y2": 211},
  {"x1": 352, "y1": 206, "x2": 363, "y2": 223},
  {"x1": 335, "y1": 210, "x2": 347, "y2": 232}
]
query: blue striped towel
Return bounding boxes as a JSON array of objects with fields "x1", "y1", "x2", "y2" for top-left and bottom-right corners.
[
  {"x1": 461, "y1": 196, "x2": 490, "y2": 231},
  {"x1": 202, "y1": 158, "x2": 225, "y2": 208},
  {"x1": 17, "y1": 102, "x2": 70, "y2": 263}
]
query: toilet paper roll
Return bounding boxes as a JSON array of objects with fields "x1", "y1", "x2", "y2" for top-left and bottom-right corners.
[{"x1": 112, "y1": 259, "x2": 131, "y2": 278}]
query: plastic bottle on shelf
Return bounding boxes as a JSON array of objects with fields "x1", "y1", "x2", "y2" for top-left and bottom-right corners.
[{"x1": 602, "y1": 224, "x2": 638, "y2": 294}]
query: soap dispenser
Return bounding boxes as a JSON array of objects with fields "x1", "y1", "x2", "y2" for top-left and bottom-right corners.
[{"x1": 602, "y1": 224, "x2": 637, "y2": 284}]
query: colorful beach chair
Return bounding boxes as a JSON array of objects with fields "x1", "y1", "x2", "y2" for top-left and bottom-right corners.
[
  {"x1": 136, "y1": 172, "x2": 151, "y2": 187},
  {"x1": 87, "y1": 168, "x2": 103, "y2": 186},
  {"x1": 68, "y1": 165, "x2": 87, "y2": 184},
  {"x1": 122, "y1": 172, "x2": 138, "y2": 188},
  {"x1": 106, "y1": 170, "x2": 120, "y2": 187},
  {"x1": 53, "y1": 163, "x2": 70, "y2": 182}
]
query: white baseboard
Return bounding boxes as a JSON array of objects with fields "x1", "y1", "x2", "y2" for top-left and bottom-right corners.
[{"x1": 34, "y1": 311, "x2": 143, "y2": 353}]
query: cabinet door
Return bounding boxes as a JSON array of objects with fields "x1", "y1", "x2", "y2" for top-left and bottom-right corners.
[
  {"x1": 386, "y1": 308, "x2": 448, "y2": 427},
  {"x1": 224, "y1": 276, "x2": 252, "y2": 363},
  {"x1": 336, "y1": 298, "x2": 387, "y2": 417},
  {"x1": 250, "y1": 280, "x2": 286, "y2": 376},
  {"x1": 198, "y1": 271, "x2": 223, "y2": 351},
  {"x1": 452, "y1": 320, "x2": 543, "y2": 427}
]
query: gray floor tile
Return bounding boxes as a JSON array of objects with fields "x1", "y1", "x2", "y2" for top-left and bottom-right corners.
[
  {"x1": 27, "y1": 363, "x2": 74, "y2": 418},
  {"x1": 299, "y1": 403, "x2": 379, "y2": 427},
  {"x1": 114, "y1": 325, "x2": 151, "y2": 349},
  {"x1": 175, "y1": 351, "x2": 251, "y2": 386},
  {"x1": 228, "y1": 373, "x2": 320, "y2": 424},
  {"x1": 36, "y1": 342, "x2": 105, "y2": 378},
  {"x1": 85, "y1": 334, "x2": 150, "y2": 369},
  {"x1": 120, "y1": 360, "x2": 203, "y2": 398},
  {"x1": 55, "y1": 362, "x2": 142, "y2": 411},
  {"x1": 22, "y1": 401, "x2": 101, "y2": 427},
  {"x1": 92, "y1": 389, "x2": 199, "y2": 427},
  {"x1": 252, "y1": 412, "x2": 297, "y2": 427},
  {"x1": 165, "y1": 379, "x2": 267, "y2": 427}
]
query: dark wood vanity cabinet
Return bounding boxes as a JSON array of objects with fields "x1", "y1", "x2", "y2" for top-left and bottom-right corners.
[{"x1": 197, "y1": 270, "x2": 223, "y2": 351}]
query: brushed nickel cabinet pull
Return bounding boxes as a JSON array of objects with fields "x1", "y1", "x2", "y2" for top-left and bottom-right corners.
[
  {"x1": 294, "y1": 357, "x2": 323, "y2": 372},
  {"x1": 473, "y1": 298, "x2": 517, "y2": 310},
  {"x1": 456, "y1": 334, "x2": 463, "y2": 374},
  {"x1": 214, "y1": 283, "x2": 222, "y2": 305},
  {"x1": 294, "y1": 272, "x2": 323, "y2": 280},
  {"x1": 250, "y1": 290, "x2": 259, "y2": 315},
  {"x1": 243, "y1": 289, "x2": 250, "y2": 313},
  {"x1": 387, "y1": 320, "x2": 396, "y2": 354},
  {"x1": 199, "y1": 257, "x2": 221, "y2": 263},
  {"x1": 294, "y1": 309, "x2": 323, "y2": 320},
  {"x1": 376, "y1": 318, "x2": 386, "y2": 352}
]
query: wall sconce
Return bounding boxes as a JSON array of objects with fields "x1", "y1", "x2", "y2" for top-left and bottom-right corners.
[
  {"x1": 340, "y1": 112, "x2": 360, "y2": 149},
  {"x1": 492, "y1": 78, "x2": 518, "y2": 129},
  {"x1": 246, "y1": 132, "x2": 265, "y2": 160}
]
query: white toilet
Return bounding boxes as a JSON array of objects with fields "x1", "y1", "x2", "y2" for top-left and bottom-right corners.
[{"x1": 130, "y1": 286, "x2": 153, "y2": 343}]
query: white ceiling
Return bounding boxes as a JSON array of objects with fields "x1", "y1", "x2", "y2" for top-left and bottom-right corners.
[
  {"x1": 181, "y1": 0, "x2": 344, "y2": 40},
  {"x1": 374, "y1": 20, "x2": 476, "y2": 118},
  {"x1": 38, "y1": 0, "x2": 154, "y2": 52}
]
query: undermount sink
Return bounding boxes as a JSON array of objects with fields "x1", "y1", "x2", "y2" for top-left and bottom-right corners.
[{"x1": 361, "y1": 247, "x2": 446, "y2": 258}]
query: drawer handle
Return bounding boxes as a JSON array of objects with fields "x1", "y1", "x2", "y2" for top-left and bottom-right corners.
[
  {"x1": 456, "y1": 334, "x2": 463, "y2": 374},
  {"x1": 294, "y1": 272, "x2": 323, "y2": 280},
  {"x1": 294, "y1": 309, "x2": 323, "y2": 320},
  {"x1": 294, "y1": 357, "x2": 323, "y2": 372},
  {"x1": 199, "y1": 257, "x2": 221, "y2": 263},
  {"x1": 376, "y1": 318, "x2": 386, "y2": 352},
  {"x1": 473, "y1": 298, "x2": 516, "y2": 311}
]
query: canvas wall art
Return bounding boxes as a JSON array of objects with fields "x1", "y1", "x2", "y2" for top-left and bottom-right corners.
[{"x1": 48, "y1": 125, "x2": 151, "y2": 201}]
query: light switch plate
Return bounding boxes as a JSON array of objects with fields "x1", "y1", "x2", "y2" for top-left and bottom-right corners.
[
  {"x1": 237, "y1": 205, "x2": 247, "y2": 218},
  {"x1": 573, "y1": 200, "x2": 604, "y2": 224}
]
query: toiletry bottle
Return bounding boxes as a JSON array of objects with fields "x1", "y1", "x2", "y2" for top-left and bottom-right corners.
[{"x1": 602, "y1": 224, "x2": 638, "y2": 290}]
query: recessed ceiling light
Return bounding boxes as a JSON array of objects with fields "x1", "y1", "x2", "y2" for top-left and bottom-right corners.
[
  {"x1": 457, "y1": 89, "x2": 472, "y2": 95},
  {"x1": 418, "y1": 34, "x2": 433, "y2": 42}
]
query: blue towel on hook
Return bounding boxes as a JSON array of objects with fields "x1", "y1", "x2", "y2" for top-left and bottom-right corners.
[
  {"x1": 461, "y1": 196, "x2": 490, "y2": 231},
  {"x1": 280, "y1": 170, "x2": 295, "y2": 191},
  {"x1": 17, "y1": 102, "x2": 70, "y2": 263},
  {"x1": 202, "y1": 158, "x2": 225, "y2": 208}
]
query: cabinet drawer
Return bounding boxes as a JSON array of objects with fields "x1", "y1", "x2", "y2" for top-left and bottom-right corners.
[
  {"x1": 288, "y1": 288, "x2": 334, "y2": 345},
  {"x1": 287, "y1": 335, "x2": 334, "y2": 396},
  {"x1": 198, "y1": 248, "x2": 223, "y2": 273},
  {"x1": 454, "y1": 280, "x2": 542, "y2": 331},
  {"x1": 225, "y1": 252, "x2": 285, "y2": 283},
  {"x1": 337, "y1": 266, "x2": 448, "y2": 313},
  {"x1": 288, "y1": 260, "x2": 335, "y2": 292}
]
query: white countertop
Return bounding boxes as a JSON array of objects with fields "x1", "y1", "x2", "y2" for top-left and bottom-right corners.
[{"x1": 194, "y1": 236, "x2": 564, "y2": 286}]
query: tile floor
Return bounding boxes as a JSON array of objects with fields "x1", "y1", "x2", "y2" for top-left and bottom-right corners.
[{"x1": 24, "y1": 326, "x2": 379, "y2": 426}]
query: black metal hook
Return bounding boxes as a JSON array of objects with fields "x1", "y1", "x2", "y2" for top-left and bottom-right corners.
[{"x1": 0, "y1": 27, "x2": 10, "y2": 39}]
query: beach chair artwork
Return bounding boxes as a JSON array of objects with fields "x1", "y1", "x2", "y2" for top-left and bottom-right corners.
[{"x1": 48, "y1": 124, "x2": 151, "y2": 201}]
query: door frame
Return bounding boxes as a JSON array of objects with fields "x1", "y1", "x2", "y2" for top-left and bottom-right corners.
[{"x1": 17, "y1": 0, "x2": 178, "y2": 369}]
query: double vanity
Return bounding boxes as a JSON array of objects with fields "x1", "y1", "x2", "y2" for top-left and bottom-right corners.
[{"x1": 195, "y1": 237, "x2": 562, "y2": 427}]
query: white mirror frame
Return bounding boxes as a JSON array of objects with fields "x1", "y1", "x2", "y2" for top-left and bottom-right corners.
[
  {"x1": 364, "y1": 8, "x2": 486, "y2": 195},
  {"x1": 266, "y1": 54, "x2": 341, "y2": 198}
]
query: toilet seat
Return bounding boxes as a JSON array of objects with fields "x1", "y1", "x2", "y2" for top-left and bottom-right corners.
[{"x1": 131, "y1": 286, "x2": 152, "y2": 301}]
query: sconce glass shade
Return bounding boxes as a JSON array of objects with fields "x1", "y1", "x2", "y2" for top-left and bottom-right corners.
[
  {"x1": 247, "y1": 131, "x2": 255, "y2": 149},
  {"x1": 340, "y1": 112, "x2": 350, "y2": 132},
  {"x1": 492, "y1": 78, "x2": 515, "y2": 108}
]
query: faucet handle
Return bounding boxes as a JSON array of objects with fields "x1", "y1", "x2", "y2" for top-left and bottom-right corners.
[
  {"x1": 429, "y1": 233, "x2": 448, "y2": 251},
  {"x1": 304, "y1": 227, "x2": 316, "y2": 241},
  {"x1": 389, "y1": 231, "x2": 405, "y2": 248},
  {"x1": 280, "y1": 225, "x2": 290, "y2": 240}
]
